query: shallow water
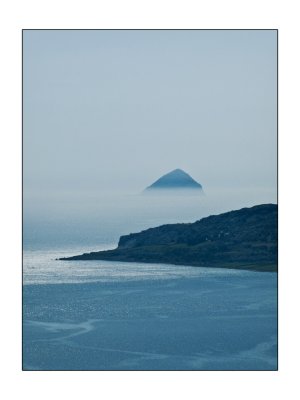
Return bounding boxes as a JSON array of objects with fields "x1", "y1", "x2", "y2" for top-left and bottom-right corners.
[
  {"x1": 23, "y1": 193, "x2": 277, "y2": 370},
  {"x1": 23, "y1": 246, "x2": 253, "y2": 285},
  {"x1": 23, "y1": 249, "x2": 277, "y2": 370}
]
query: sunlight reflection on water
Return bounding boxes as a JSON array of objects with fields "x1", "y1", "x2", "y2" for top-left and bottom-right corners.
[{"x1": 23, "y1": 247, "x2": 249, "y2": 285}]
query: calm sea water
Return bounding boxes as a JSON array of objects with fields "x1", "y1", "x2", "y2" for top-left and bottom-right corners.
[{"x1": 23, "y1": 191, "x2": 278, "y2": 370}]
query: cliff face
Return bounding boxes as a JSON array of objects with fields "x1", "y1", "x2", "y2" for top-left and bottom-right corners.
[{"x1": 60, "y1": 204, "x2": 278, "y2": 272}]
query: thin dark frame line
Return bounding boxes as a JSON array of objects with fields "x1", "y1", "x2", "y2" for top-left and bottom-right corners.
[
  {"x1": 22, "y1": 28, "x2": 279, "y2": 372},
  {"x1": 22, "y1": 28, "x2": 278, "y2": 32},
  {"x1": 22, "y1": 29, "x2": 24, "y2": 371},
  {"x1": 276, "y1": 29, "x2": 279, "y2": 370}
]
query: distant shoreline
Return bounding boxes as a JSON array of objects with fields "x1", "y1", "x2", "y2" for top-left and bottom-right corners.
[{"x1": 59, "y1": 257, "x2": 277, "y2": 273}]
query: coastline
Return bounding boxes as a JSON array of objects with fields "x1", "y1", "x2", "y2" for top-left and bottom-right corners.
[
  {"x1": 59, "y1": 255, "x2": 277, "y2": 273},
  {"x1": 59, "y1": 204, "x2": 278, "y2": 273}
]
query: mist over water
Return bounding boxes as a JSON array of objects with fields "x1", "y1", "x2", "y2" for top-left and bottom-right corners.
[
  {"x1": 24, "y1": 186, "x2": 277, "y2": 251},
  {"x1": 22, "y1": 30, "x2": 277, "y2": 370}
]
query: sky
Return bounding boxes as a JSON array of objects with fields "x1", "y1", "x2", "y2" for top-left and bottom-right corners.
[{"x1": 23, "y1": 30, "x2": 277, "y2": 195}]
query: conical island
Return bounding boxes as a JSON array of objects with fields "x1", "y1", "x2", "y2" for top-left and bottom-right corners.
[{"x1": 145, "y1": 169, "x2": 203, "y2": 191}]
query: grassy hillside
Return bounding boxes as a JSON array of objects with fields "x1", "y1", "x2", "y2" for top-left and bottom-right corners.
[{"x1": 60, "y1": 204, "x2": 278, "y2": 272}]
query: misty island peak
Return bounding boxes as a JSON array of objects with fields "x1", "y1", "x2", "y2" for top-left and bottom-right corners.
[{"x1": 145, "y1": 169, "x2": 203, "y2": 191}]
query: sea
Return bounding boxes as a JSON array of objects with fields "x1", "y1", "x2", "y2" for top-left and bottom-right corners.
[{"x1": 23, "y1": 189, "x2": 278, "y2": 370}]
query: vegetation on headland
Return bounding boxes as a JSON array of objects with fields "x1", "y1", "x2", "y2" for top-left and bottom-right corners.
[{"x1": 60, "y1": 204, "x2": 278, "y2": 272}]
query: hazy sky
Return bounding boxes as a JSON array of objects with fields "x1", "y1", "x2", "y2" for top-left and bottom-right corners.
[{"x1": 23, "y1": 30, "x2": 277, "y2": 194}]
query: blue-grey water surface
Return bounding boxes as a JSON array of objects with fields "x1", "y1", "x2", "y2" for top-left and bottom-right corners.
[{"x1": 23, "y1": 193, "x2": 277, "y2": 370}]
